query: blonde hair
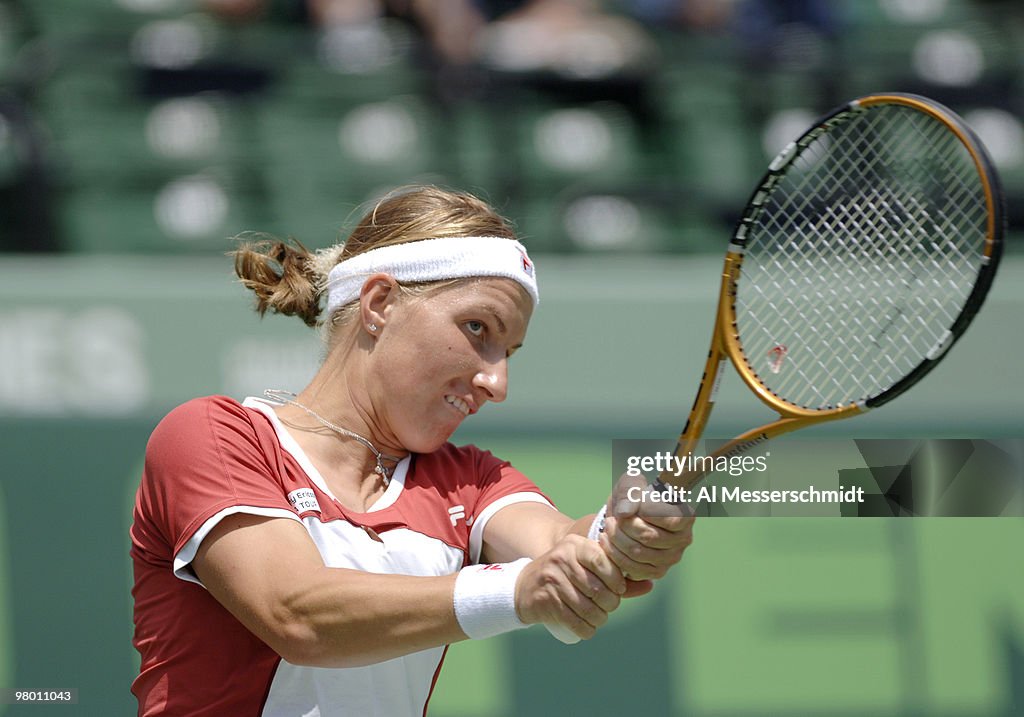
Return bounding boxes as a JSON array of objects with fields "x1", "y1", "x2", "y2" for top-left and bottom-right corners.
[{"x1": 232, "y1": 186, "x2": 517, "y2": 331}]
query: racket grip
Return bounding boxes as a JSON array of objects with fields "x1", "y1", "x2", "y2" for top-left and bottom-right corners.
[{"x1": 545, "y1": 622, "x2": 581, "y2": 644}]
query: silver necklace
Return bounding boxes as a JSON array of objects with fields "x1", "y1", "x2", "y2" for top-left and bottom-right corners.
[{"x1": 263, "y1": 389, "x2": 401, "y2": 485}]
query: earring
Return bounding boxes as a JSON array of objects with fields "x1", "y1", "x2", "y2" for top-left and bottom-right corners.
[{"x1": 368, "y1": 323, "x2": 378, "y2": 332}]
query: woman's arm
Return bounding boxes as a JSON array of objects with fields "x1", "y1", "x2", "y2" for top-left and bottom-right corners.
[
  {"x1": 193, "y1": 510, "x2": 629, "y2": 665},
  {"x1": 192, "y1": 513, "x2": 464, "y2": 668},
  {"x1": 478, "y1": 502, "x2": 592, "y2": 564}
]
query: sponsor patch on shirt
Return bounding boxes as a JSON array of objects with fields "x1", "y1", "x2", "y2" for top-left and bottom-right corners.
[{"x1": 287, "y1": 488, "x2": 321, "y2": 514}]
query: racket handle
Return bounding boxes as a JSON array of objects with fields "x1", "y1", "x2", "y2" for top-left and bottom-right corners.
[{"x1": 545, "y1": 622, "x2": 581, "y2": 644}]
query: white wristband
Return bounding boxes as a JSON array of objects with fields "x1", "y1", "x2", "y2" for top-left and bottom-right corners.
[
  {"x1": 586, "y1": 505, "x2": 608, "y2": 542},
  {"x1": 453, "y1": 558, "x2": 531, "y2": 640}
]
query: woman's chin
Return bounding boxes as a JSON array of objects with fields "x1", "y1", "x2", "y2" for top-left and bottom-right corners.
[{"x1": 401, "y1": 424, "x2": 461, "y2": 454}]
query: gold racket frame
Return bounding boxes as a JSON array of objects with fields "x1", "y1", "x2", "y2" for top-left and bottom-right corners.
[{"x1": 662, "y1": 93, "x2": 1003, "y2": 490}]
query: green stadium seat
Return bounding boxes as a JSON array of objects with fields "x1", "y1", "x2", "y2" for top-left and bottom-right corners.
[
  {"x1": 269, "y1": 18, "x2": 425, "y2": 106},
  {"x1": 0, "y1": 1, "x2": 30, "y2": 75},
  {"x1": 446, "y1": 102, "x2": 504, "y2": 192},
  {"x1": 656, "y1": 66, "x2": 763, "y2": 212},
  {"x1": 557, "y1": 191, "x2": 676, "y2": 253},
  {"x1": 510, "y1": 186, "x2": 714, "y2": 254},
  {"x1": 261, "y1": 94, "x2": 446, "y2": 176},
  {"x1": 650, "y1": 26, "x2": 742, "y2": 73},
  {"x1": 44, "y1": 91, "x2": 252, "y2": 188},
  {"x1": 844, "y1": 0, "x2": 975, "y2": 30},
  {"x1": 504, "y1": 192, "x2": 570, "y2": 253},
  {"x1": 60, "y1": 170, "x2": 267, "y2": 253},
  {"x1": 838, "y1": 5, "x2": 1016, "y2": 97},
  {"x1": 750, "y1": 72, "x2": 830, "y2": 115},
  {"x1": 26, "y1": 0, "x2": 166, "y2": 38},
  {"x1": 35, "y1": 35, "x2": 136, "y2": 105},
  {"x1": 256, "y1": 93, "x2": 455, "y2": 243},
  {"x1": 508, "y1": 99, "x2": 647, "y2": 190}
]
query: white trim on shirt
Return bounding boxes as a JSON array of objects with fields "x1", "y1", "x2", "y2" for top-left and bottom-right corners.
[{"x1": 174, "y1": 505, "x2": 301, "y2": 585}]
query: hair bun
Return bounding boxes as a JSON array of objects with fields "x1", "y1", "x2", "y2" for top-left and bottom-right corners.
[{"x1": 232, "y1": 234, "x2": 322, "y2": 327}]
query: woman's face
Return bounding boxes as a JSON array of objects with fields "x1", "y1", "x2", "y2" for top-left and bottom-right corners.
[{"x1": 369, "y1": 277, "x2": 533, "y2": 453}]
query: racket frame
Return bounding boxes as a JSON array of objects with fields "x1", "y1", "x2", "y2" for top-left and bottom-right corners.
[{"x1": 663, "y1": 93, "x2": 1005, "y2": 489}]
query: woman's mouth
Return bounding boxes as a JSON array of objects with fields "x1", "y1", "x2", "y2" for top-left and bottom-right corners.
[{"x1": 444, "y1": 395, "x2": 471, "y2": 416}]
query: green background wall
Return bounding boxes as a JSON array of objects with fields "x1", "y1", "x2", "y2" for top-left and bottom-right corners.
[{"x1": 0, "y1": 255, "x2": 1021, "y2": 716}]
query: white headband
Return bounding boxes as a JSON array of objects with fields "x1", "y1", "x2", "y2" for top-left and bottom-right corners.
[{"x1": 325, "y1": 237, "x2": 539, "y2": 315}]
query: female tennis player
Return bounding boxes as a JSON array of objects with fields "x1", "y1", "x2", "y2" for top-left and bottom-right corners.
[{"x1": 130, "y1": 186, "x2": 694, "y2": 716}]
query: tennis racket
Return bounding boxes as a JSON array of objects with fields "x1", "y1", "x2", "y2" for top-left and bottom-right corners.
[
  {"x1": 659, "y1": 92, "x2": 1003, "y2": 490},
  {"x1": 546, "y1": 92, "x2": 1004, "y2": 645}
]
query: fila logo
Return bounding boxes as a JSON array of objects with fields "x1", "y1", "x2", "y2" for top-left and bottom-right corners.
[
  {"x1": 448, "y1": 505, "x2": 474, "y2": 527},
  {"x1": 518, "y1": 248, "x2": 534, "y2": 277}
]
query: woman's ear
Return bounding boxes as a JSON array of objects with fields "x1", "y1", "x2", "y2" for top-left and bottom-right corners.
[{"x1": 359, "y1": 273, "x2": 399, "y2": 337}]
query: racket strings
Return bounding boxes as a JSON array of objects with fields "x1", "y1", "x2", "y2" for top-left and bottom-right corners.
[
  {"x1": 747, "y1": 188, "x2": 943, "y2": 404},
  {"x1": 734, "y1": 104, "x2": 988, "y2": 410},
  {"x1": 750, "y1": 208, "x2": 973, "y2": 408}
]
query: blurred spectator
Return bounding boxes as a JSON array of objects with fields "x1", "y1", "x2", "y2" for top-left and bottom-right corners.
[
  {"x1": 201, "y1": 0, "x2": 656, "y2": 73},
  {"x1": 478, "y1": 0, "x2": 658, "y2": 78},
  {"x1": 202, "y1": 0, "x2": 487, "y2": 65},
  {"x1": 732, "y1": 0, "x2": 842, "y2": 68},
  {"x1": 397, "y1": 0, "x2": 490, "y2": 66},
  {"x1": 617, "y1": 0, "x2": 736, "y2": 31},
  {"x1": 616, "y1": 0, "x2": 843, "y2": 65},
  {"x1": 200, "y1": 0, "x2": 267, "y2": 22}
]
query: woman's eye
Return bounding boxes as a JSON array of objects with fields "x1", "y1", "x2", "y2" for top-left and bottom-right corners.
[{"x1": 466, "y1": 320, "x2": 485, "y2": 336}]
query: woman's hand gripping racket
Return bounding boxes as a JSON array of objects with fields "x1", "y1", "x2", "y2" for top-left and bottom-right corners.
[{"x1": 546, "y1": 92, "x2": 1004, "y2": 645}]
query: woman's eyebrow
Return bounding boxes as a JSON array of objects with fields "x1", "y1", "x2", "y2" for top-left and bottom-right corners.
[{"x1": 480, "y1": 305, "x2": 507, "y2": 335}]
